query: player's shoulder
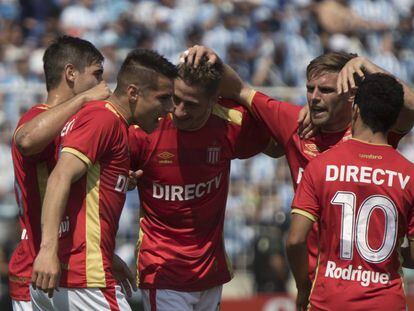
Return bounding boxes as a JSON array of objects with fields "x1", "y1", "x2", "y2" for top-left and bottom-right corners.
[
  {"x1": 211, "y1": 97, "x2": 246, "y2": 126},
  {"x1": 307, "y1": 141, "x2": 346, "y2": 169},
  {"x1": 75, "y1": 100, "x2": 125, "y2": 125},
  {"x1": 17, "y1": 104, "x2": 49, "y2": 126}
]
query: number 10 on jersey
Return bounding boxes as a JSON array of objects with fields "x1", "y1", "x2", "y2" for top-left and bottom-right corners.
[{"x1": 331, "y1": 191, "x2": 398, "y2": 263}]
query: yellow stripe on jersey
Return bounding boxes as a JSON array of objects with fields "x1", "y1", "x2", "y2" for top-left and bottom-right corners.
[
  {"x1": 105, "y1": 102, "x2": 128, "y2": 124},
  {"x1": 61, "y1": 147, "x2": 92, "y2": 168},
  {"x1": 85, "y1": 163, "x2": 106, "y2": 287},
  {"x1": 212, "y1": 105, "x2": 243, "y2": 126},
  {"x1": 246, "y1": 89, "x2": 256, "y2": 107},
  {"x1": 291, "y1": 208, "x2": 318, "y2": 222},
  {"x1": 36, "y1": 162, "x2": 49, "y2": 203},
  {"x1": 135, "y1": 218, "x2": 145, "y2": 288}
]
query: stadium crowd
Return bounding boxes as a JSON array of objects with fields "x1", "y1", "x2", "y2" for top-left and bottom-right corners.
[{"x1": 1, "y1": 0, "x2": 414, "y2": 308}]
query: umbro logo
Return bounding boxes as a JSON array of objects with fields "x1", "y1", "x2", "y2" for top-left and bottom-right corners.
[
  {"x1": 303, "y1": 143, "x2": 318, "y2": 157},
  {"x1": 304, "y1": 143, "x2": 318, "y2": 152},
  {"x1": 157, "y1": 151, "x2": 174, "y2": 164}
]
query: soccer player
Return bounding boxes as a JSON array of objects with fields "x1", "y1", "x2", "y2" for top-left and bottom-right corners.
[
  {"x1": 10, "y1": 35, "x2": 112, "y2": 311},
  {"x1": 286, "y1": 73, "x2": 413, "y2": 310},
  {"x1": 128, "y1": 57, "x2": 274, "y2": 310},
  {"x1": 30, "y1": 49, "x2": 177, "y2": 310},
  {"x1": 182, "y1": 46, "x2": 414, "y2": 278}
]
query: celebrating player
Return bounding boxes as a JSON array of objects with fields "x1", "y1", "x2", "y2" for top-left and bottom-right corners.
[
  {"x1": 128, "y1": 57, "x2": 277, "y2": 310},
  {"x1": 10, "y1": 35, "x2": 111, "y2": 311},
  {"x1": 30, "y1": 49, "x2": 177, "y2": 310},
  {"x1": 287, "y1": 73, "x2": 413, "y2": 310},
  {"x1": 182, "y1": 46, "x2": 414, "y2": 279}
]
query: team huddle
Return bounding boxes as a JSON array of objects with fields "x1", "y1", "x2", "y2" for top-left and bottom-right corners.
[{"x1": 8, "y1": 35, "x2": 414, "y2": 311}]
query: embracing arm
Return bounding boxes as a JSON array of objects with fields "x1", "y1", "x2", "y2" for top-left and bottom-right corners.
[
  {"x1": 15, "y1": 81, "x2": 110, "y2": 156},
  {"x1": 32, "y1": 152, "x2": 88, "y2": 297},
  {"x1": 182, "y1": 45, "x2": 254, "y2": 107},
  {"x1": 337, "y1": 56, "x2": 414, "y2": 133}
]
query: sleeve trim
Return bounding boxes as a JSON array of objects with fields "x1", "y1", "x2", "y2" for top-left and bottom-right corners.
[
  {"x1": 246, "y1": 89, "x2": 257, "y2": 107},
  {"x1": 212, "y1": 105, "x2": 243, "y2": 126},
  {"x1": 291, "y1": 208, "x2": 317, "y2": 222},
  {"x1": 61, "y1": 147, "x2": 92, "y2": 168},
  {"x1": 13, "y1": 125, "x2": 24, "y2": 144}
]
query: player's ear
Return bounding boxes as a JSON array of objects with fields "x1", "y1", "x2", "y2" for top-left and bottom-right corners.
[
  {"x1": 352, "y1": 103, "x2": 359, "y2": 122},
  {"x1": 64, "y1": 64, "x2": 77, "y2": 84},
  {"x1": 347, "y1": 88, "x2": 356, "y2": 103},
  {"x1": 127, "y1": 84, "x2": 140, "y2": 104}
]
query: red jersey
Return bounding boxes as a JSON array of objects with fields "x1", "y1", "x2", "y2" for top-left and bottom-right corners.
[
  {"x1": 129, "y1": 98, "x2": 270, "y2": 291},
  {"x1": 292, "y1": 139, "x2": 414, "y2": 310},
  {"x1": 58, "y1": 101, "x2": 129, "y2": 288},
  {"x1": 249, "y1": 91, "x2": 405, "y2": 278},
  {"x1": 10, "y1": 104, "x2": 59, "y2": 301}
]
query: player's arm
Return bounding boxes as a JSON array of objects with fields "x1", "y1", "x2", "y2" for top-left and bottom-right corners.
[
  {"x1": 32, "y1": 152, "x2": 88, "y2": 297},
  {"x1": 286, "y1": 213, "x2": 314, "y2": 311},
  {"x1": 262, "y1": 139, "x2": 285, "y2": 158},
  {"x1": 182, "y1": 45, "x2": 305, "y2": 142},
  {"x1": 15, "y1": 81, "x2": 111, "y2": 156},
  {"x1": 336, "y1": 56, "x2": 414, "y2": 133}
]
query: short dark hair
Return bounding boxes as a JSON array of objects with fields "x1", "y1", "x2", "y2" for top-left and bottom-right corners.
[
  {"x1": 176, "y1": 56, "x2": 223, "y2": 95},
  {"x1": 354, "y1": 73, "x2": 404, "y2": 133},
  {"x1": 114, "y1": 49, "x2": 178, "y2": 94},
  {"x1": 43, "y1": 36, "x2": 104, "y2": 91},
  {"x1": 306, "y1": 52, "x2": 358, "y2": 80}
]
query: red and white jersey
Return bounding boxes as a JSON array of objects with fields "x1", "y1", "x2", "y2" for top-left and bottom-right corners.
[
  {"x1": 129, "y1": 98, "x2": 270, "y2": 291},
  {"x1": 249, "y1": 91, "x2": 405, "y2": 279},
  {"x1": 58, "y1": 101, "x2": 130, "y2": 288},
  {"x1": 292, "y1": 139, "x2": 414, "y2": 310},
  {"x1": 10, "y1": 104, "x2": 59, "y2": 301}
]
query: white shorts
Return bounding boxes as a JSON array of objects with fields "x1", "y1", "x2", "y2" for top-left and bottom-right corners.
[
  {"x1": 30, "y1": 285, "x2": 131, "y2": 311},
  {"x1": 141, "y1": 285, "x2": 222, "y2": 311},
  {"x1": 12, "y1": 299, "x2": 33, "y2": 311}
]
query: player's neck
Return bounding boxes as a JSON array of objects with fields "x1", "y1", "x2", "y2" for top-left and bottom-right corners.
[
  {"x1": 352, "y1": 127, "x2": 388, "y2": 145},
  {"x1": 45, "y1": 86, "x2": 75, "y2": 108},
  {"x1": 107, "y1": 94, "x2": 132, "y2": 124},
  {"x1": 320, "y1": 122, "x2": 350, "y2": 133}
]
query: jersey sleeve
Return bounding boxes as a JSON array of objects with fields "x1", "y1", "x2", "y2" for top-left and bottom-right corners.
[
  {"x1": 248, "y1": 91, "x2": 302, "y2": 147},
  {"x1": 233, "y1": 104, "x2": 271, "y2": 159},
  {"x1": 291, "y1": 161, "x2": 320, "y2": 222},
  {"x1": 60, "y1": 108, "x2": 117, "y2": 167},
  {"x1": 128, "y1": 125, "x2": 148, "y2": 171},
  {"x1": 13, "y1": 106, "x2": 56, "y2": 163}
]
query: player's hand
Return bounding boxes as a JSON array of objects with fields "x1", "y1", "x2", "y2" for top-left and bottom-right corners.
[
  {"x1": 180, "y1": 45, "x2": 222, "y2": 68},
  {"x1": 297, "y1": 104, "x2": 317, "y2": 139},
  {"x1": 112, "y1": 254, "x2": 137, "y2": 298},
  {"x1": 127, "y1": 169, "x2": 143, "y2": 191},
  {"x1": 296, "y1": 287, "x2": 311, "y2": 311},
  {"x1": 81, "y1": 81, "x2": 112, "y2": 103},
  {"x1": 337, "y1": 57, "x2": 383, "y2": 94},
  {"x1": 31, "y1": 248, "x2": 61, "y2": 298}
]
